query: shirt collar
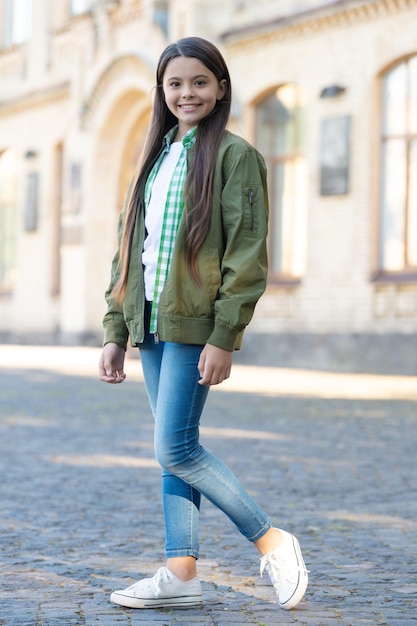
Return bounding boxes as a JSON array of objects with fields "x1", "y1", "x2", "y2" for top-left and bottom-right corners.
[{"x1": 163, "y1": 126, "x2": 197, "y2": 151}]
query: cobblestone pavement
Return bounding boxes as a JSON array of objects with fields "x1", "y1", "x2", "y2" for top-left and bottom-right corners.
[{"x1": 1, "y1": 345, "x2": 417, "y2": 626}]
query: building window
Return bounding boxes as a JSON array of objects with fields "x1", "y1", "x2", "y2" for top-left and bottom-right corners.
[
  {"x1": 0, "y1": 150, "x2": 18, "y2": 292},
  {"x1": 380, "y1": 56, "x2": 417, "y2": 273},
  {"x1": 71, "y1": 0, "x2": 92, "y2": 15},
  {"x1": 3, "y1": 0, "x2": 32, "y2": 47},
  {"x1": 255, "y1": 85, "x2": 307, "y2": 280},
  {"x1": 153, "y1": 1, "x2": 169, "y2": 37}
]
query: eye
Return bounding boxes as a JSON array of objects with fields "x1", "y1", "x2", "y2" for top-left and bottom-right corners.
[
  {"x1": 169, "y1": 81, "x2": 180, "y2": 88},
  {"x1": 195, "y1": 80, "x2": 206, "y2": 86}
]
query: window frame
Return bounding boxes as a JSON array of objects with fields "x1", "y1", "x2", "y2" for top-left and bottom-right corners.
[
  {"x1": 0, "y1": 150, "x2": 19, "y2": 294},
  {"x1": 374, "y1": 54, "x2": 417, "y2": 283},
  {"x1": 253, "y1": 85, "x2": 307, "y2": 284},
  {"x1": 2, "y1": 0, "x2": 32, "y2": 47}
]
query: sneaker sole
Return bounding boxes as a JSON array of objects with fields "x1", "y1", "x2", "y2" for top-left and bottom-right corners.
[
  {"x1": 110, "y1": 591, "x2": 203, "y2": 609},
  {"x1": 279, "y1": 534, "x2": 308, "y2": 610}
]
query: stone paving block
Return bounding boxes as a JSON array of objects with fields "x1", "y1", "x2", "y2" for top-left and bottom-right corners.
[{"x1": 1, "y1": 348, "x2": 417, "y2": 625}]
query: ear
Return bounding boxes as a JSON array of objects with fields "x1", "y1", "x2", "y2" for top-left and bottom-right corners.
[{"x1": 217, "y1": 79, "x2": 227, "y2": 101}]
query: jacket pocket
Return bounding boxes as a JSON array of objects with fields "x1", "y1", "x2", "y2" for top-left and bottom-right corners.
[{"x1": 242, "y1": 184, "x2": 263, "y2": 237}]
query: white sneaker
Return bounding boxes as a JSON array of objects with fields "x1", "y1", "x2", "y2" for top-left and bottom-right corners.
[
  {"x1": 110, "y1": 566, "x2": 202, "y2": 609},
  {"x1": 260, "y1": 528, "x2": 309, "y2": 610}
]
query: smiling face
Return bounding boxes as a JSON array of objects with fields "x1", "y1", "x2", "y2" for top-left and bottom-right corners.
[{"x1": 162, "y1": 56, "x2": 227, "y2": 140}]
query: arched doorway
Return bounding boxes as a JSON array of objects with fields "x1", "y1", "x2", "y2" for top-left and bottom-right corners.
[
  {"x1": 118, "y1": 111, "x2": 151, "y2": 214},
  {"x1": 60, "y1": 54, "x2": 155, "y2": 336},
  {"x1": 83, "y1": 88, "x2": 152, "y2": 333}
]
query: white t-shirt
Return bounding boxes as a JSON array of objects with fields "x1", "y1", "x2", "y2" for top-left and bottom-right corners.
[{"x1": 142, "y1": 141, "x2": 183, "y2": 301}]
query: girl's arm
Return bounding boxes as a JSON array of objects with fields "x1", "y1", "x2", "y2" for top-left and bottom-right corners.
[
  {"x1": 208, "y1": 143, "x2": 269, "y2": 352},
  {"x1": 102, "y1": 179, "x2": 137, "y2": 350}
]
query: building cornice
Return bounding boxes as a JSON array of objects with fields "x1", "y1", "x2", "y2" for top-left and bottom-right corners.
[
  {"x1": 111, "y1": 0, "x2": 143, "y2": 27},
  {"x1": 0, "y1": 82, "x2": 70, "y2": 117},
  {"x1": 221, "y1": 0, "x2": 417, "y2": 46}
]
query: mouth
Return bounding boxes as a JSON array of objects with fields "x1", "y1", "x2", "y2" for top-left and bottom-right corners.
[{"x1": 178, "y1": 104, "x2": 201, "y2": 111}]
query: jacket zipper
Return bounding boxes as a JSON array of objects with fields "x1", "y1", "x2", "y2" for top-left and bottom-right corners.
[{"x1": 248, "y1": 189, "x2": 254, "y2": 230}]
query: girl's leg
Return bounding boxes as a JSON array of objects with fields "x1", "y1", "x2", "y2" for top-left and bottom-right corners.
[
  {"x1": 139, "y1": 328, "x2": 204, "y2": 574},
  {"x1": 153, "y1": 341, "x2": 271, "y2": 549},
  {"x1": 150, "y1": 344, "x2": 308, "y2": 612},
  {"x1": 116, "y1": 332, "x2": 308, "y2": 611}
]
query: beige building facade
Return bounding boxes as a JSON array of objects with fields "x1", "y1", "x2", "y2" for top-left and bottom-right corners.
[{"x1": 0, "y1": 0, "x2": 416, "y2": 371}]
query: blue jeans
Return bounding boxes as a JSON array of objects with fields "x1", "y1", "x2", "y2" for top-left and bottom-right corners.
[{"x1": 139, "y1": 305, "x2": 271, "y2": 559}]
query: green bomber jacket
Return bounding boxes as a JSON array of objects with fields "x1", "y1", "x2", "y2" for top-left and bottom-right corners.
[{"x1": 102, "y1": 130, "x2": 269, "y2": 352}]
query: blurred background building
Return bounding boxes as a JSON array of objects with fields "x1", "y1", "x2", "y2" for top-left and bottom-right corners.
[{"x1": 0, "y1": 0, "x2": 416, "y2": 372}]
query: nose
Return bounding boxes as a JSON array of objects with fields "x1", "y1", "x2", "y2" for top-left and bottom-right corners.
[{"x1": 181, "y1": 83, "x2": 194, "y2": 98}]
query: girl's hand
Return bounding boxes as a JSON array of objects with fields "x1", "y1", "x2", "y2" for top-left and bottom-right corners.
[
  {"x1": 99, "y1": 343, "x2": 126, "y2": 384},
  {"x1": 198, "y1": 344, "x2": 232, "y2": 386}
]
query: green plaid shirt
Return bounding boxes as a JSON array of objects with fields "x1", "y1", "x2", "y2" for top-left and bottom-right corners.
[{"x1": 144, "y1": 126, "x2": 197, "y2": 334}]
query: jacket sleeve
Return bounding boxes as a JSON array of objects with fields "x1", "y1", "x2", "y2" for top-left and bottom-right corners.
[
  {"x1": 207, "y1": 144, "x2": 269, "y2": 351},
  {"x1": 102, "y1": 198, "x2": 130, "y2": 349}
]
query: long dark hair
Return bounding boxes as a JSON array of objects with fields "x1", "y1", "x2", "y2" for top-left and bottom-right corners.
[{"x1": 112, "y1": 37, "x2": 232, "y2": 303}]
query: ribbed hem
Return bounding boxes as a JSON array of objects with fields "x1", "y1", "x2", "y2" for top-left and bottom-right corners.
[{"x1": 156, "y1": 314, "x2": 244, "y2": 351}]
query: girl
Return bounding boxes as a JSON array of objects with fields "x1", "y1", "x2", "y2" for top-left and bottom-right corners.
[{"x1": 99, "y1": 36, "x2": 308, "y2": 611}]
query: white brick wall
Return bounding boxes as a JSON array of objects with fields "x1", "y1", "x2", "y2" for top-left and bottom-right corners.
[
  {"x1": 225, "y1": 0, "x2": 417, "y2": 333},
  {"x1": 0, "y1": 0, "x2": 416, "y2": 340}
]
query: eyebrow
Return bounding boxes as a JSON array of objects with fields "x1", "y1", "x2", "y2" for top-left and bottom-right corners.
[{"x1": 166, "y1": 74, "x2": 210, "y2": 81}]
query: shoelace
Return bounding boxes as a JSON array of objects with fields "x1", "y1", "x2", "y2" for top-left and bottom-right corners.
[
  {"x1": 151, "y1": 567, "x2": 173, "y2": 596},
  {"x1": 260, "y1": 552, "x2": 308, "y2": 592}
]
